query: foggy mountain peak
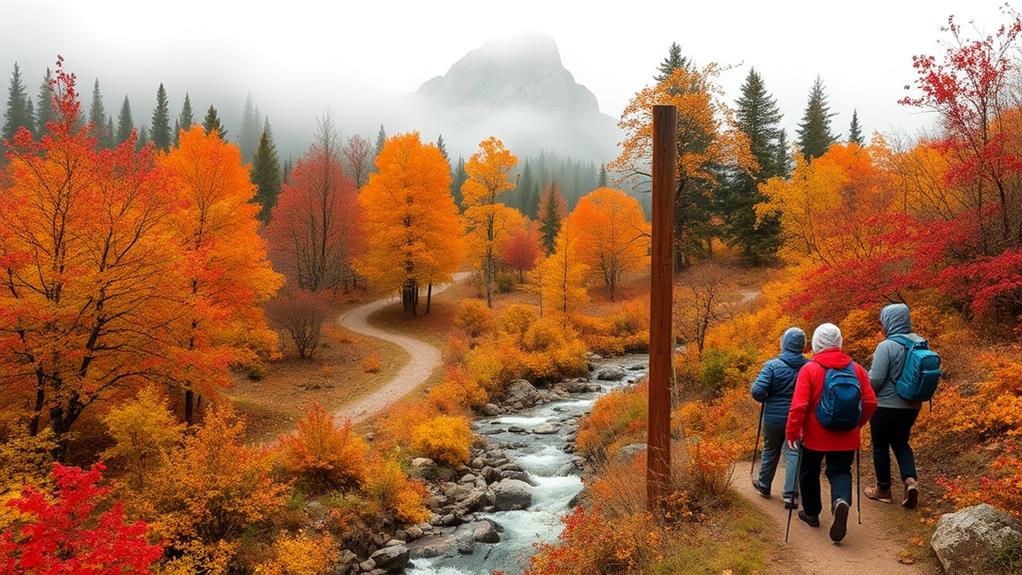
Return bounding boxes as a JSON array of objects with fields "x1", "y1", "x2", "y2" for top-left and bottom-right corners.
[{"x1": 410, "y1": 32, "x2": 618, "y2": 161}]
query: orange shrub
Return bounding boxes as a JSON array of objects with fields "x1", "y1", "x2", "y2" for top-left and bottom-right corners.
[
  {"x1": 526, "y1": 506, "x2": 663, "y2": 575},
  {"x1": 840, "y1": 308, "x2": 882, "y2": 365},
  {"x1": 686, "y1": 436, "x2": 741, "y2": 501},
  {"x1": 362, "y1": 351, "x2": 382, "y2": 373},
  {"x1": 428, "y1": 366, "x2": 488, "y2": 414},
  {"x1": 501, "y1": 304, "x2": 540, "y2": 343},
  {"x1": 279, "y1": 405, "x2": 369, "y2": 491},
  {"x1": 939, "y1": 442, "x2": 1022, "y2": 518},
  {"x1": 376, "y1": 401, "x2": 434, "y2": 451},
  {"x1": 454, "y1": 298, "x2": 495, "y2": 338},
  {"x1": 363, "y1": 459, "x2": 431, "y2": 525},
  {"x1": 575, "y1": 382, "x2": 648, "y2": 460},
  {"x1": 254, "y1": 532, "x2": 336, "y2": 575},
  {"x1": 976, "y1": 351, "x2": 1022, "y2": 437},
  {"x1": 410, "y1": 415, "x2": 473, "y2": 466}
]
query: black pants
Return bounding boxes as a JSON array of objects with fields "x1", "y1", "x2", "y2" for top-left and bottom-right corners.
[
  {"x1": 870, "y1": 407, "x2": 919, "y2": 490},
  {"x1": 798, "y1": 448, "x2": 854, "y2": 518}
]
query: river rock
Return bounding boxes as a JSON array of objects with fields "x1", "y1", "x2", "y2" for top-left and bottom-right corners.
[
  {"x1": 358, "y1": 559, "x2": 376, "y2": 573},
  {"x1": 466, "y1": 519, "x2": 502, "y2": 543},
  {"x1": 404, "y1": 525, "x2": 424, "y2": 540},
  {"x1": 460, "y1": 488, "x2": 489, "y2": 511},
  {"x1": 481, "y1": 403, "x2": 502, "y2": 416},
  {"x1": 616, "y1": 443, "x2": 648, "y2": 462},
  {"x1": 493, "y1": 478, "x2": 533, "y2": 510},
  {"x1": 411, "y1": 458, "x2": 456, "y2": 482},
  {"x1": 369, "y1": 545, "x2": 409, "y2": 572},
  {"x1": 596, "y1": 365, "x2": 626, "y2": 381},
  {"x1": 932, "y1": 503, "x2": 1022, "y2": 575},
  {"x1": 533, "y1": 422, "x2": 559, "y2": 434},
  {"x1": 407, "y1": 534, "x2": 455, "y2": 559},
  {"x1": 505, "y1": 379, "x2": 540, "y2": 406}
]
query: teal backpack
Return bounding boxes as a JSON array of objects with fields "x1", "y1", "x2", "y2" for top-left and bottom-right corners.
[
  {"x1": 887, "y1": 335, "x2": 942, "y2": 402},
  {"x1": 815, "y1": 363, "x2": 863, "y2": 431}
]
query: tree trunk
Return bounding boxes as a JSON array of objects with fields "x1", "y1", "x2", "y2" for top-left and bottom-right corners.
[
  {"x1": 426, "y1": 283, "x2": 433, "y2": 314},
  {"x1": 185, "y1": 389, "x2": 194, "y2": 425},
  {"x1": 402, "y1": 280, "x2": 418, "y2": 317}
]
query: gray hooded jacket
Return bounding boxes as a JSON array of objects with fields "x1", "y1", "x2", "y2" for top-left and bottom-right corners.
[{"x1": 868, "y1": 303, "x2": 924, "y2": 410}]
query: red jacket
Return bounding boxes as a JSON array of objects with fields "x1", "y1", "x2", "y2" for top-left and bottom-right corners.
[{"x1": 785, "y1": 348, "x2": 877, "y2": 451}]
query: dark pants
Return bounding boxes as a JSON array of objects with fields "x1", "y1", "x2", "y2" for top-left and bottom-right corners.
[
  {"x1": 798, "y1": 447, "x2": 854, "y2": 518},
  {"x1": 870, "y1": 407, "x2": 920, "y2": 490},
  {"x1": 758, "y1": 425, "x2": 799, "y2": 498}
]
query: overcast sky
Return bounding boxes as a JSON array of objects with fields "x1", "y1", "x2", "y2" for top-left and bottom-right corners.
[{"x1": 0, "y1": 0, "x2": 1008, "y2": 148}]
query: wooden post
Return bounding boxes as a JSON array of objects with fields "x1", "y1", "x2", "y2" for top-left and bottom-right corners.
[{"x1": 647, "y1": 104, "x2": 677, "y2": 513}]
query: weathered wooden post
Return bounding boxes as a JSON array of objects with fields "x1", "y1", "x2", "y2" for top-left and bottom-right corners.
[{"x1": 647, "y1": 104, "x2": 677, "y2": 513}]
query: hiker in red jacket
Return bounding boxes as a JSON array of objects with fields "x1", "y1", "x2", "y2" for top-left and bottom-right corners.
[{"x1": 786, "y1": 323, "x2": 877, "y2": 543}]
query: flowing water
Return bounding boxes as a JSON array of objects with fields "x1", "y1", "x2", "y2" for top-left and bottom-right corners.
[{"x1": 408, "y1": 355, "x2": 649, "y2": 575}]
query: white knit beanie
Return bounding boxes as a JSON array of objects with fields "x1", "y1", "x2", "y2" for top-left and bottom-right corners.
[{"x1": 812, "y1": 323, "x2": 843, "y2": 354}]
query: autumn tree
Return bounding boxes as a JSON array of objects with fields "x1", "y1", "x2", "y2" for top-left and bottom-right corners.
[
  {"x1": 357, "y1": 132, "x2": 464, "y2": 316},
  {"x1": 797, "y1": 76, "x2": 838, "y2": 160},
  {"x1": 342, "y1": 133, "x2": 372, "y2": 189},
  {"x1": 265, "y1": 289, "x2": 330, "y2": 359},
  {"x1": 540, "y1": 227, "x2": 588, "y2": 327},
  {"x1": 2, "y1": 63, "x2": 32, "y2": 142},
  {"x1": 566, "y1": 188, "x2": 650, "y2": 301},
  {"x1": 162, "y1": 126, "x2": 282, "y2": 423},
  {"x1": 675, "y1": 264, "x2": 740, "y2": 355},
  {"x1": 613, "y1": 64, "x2": 754, "y2": 268},
  {"x1": 463, "y1": 137, "x2": 520, "y2": 307},
  {"x1": 102, "y1": 386, "x2": 183, "y2": 491},
  {"x1": 266, "y1": 117, "x2": 364, "y2": 293},
  {"x1": 251, "y1": 121, "x2": 281, "y2": 223},
  {"x1": 150, "y1": 83, "x2": 171, "y2": 151},
  {"x1": 537, "y1": 182, "x2": 567, "y2": 254},
  {"x1": 0, "y1": 464, "x2": 163, "y2": 574},
  {"x1": 502, "y1": 223, "x2": 543, "y2": 282}
]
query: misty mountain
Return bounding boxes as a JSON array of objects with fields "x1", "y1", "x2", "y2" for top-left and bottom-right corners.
[{"x1": 406, "y1": 32, "x2": 620, "y2": 162}]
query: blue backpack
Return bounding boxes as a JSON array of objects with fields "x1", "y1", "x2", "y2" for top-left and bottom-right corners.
[
  {"x1": 887, "y1": 335, "x2": 942, "y2": 402},
  {"x1": 815, "y1": 362, "x2": 863, "y2": 431}
]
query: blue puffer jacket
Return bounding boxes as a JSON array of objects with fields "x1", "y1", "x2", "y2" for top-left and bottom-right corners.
[{"x1": 751, "y1": 327, "x2": 809, "y2": 428}]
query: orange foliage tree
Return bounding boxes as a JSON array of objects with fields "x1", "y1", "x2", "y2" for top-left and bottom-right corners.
[
  {"x1": 0, "y1": 62, "x2": 205, "y2": 445},
  {"x1": 612, "y1": 64, "x2": 754, "y2": 266},
  {"x1": 501, "y1": 222, "x2": 543, "y2": 282},
  {"x1": 162, "y1": 126, "x2": 283, "y2": 423},
  {"x1": 357, "y1": 133, "x2": 463, "y2": 316},
  {"x1": 565, "y1": 188, "x2": 650, "y2": 301},
  {"x1": 266, "y1": 118, "x2": 364, "y2": 293},
  {"x1": 462, "y1": 137, "x2": 519, "y2": 307}
]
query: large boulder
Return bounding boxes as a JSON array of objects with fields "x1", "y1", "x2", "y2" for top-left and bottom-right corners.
[
  {"x1": 407, "y1": 535, "x2": 456, "y2": 559},
  {"x1": 596, "y1": 365, "x2": 626, "y2": 381},
  {"x1": 505, "y1": 379, "x2": 540, "y2": 406},
  {"x1": 532, "y1": 422, "x2": 560, "y2": 435},
  {"x1": 932, "y1": 503, "x2": 1022, "y2": 575},
  {"x1": 369, "y1": 545, "x2": 409, "y2": 572},
  {"x1": 493, "y1": 478, "x2": 533, "y2": 511},
  {"x1": 410, "y1": 457, "x2": 455, "y2": 482}
]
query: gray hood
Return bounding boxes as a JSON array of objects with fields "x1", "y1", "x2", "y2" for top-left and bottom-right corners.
[
  {"x1": 880, "y1": 303, "x2": 912, "y2": 336},
  {"x1": 780, "y1": 327, "x2": 806, "y2": 355}
]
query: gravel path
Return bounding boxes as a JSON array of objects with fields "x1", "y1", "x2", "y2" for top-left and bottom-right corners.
[{"x1": 333, "y1": 273, "x2": 470, "y2": 424}]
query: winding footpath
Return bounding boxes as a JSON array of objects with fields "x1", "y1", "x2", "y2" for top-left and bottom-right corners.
[{"x1": 334, "y1": 272, "x2": 470, "y2": 424}]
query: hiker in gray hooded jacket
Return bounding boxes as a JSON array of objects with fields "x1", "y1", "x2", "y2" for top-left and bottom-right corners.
[{"x1": 865, "y1": 303, "x2": 923, "y2": 509}]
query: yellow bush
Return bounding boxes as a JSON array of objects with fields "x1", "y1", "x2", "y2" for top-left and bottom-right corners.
[
  {"x1": 501, "y1": 303, "x2": 539, "y2": 343},
  {"x1": 363, "y1": 351, "x2": 382, "y2": 373},
  {"x1": 364, "y1": 459, "x2": 431, "y2": 525},
  {"x1": 0, "y1": 427, "x2": 57, "y2": 529},
  {"x1": 428, "y1": 366, "x2": 488, "y2": 414},
  {"x1": 280, "y1": 405, "x2": 370, "y2": 491},
  {"x1": 454, "y1": 298, "x2": 495, "y2": 338},
  {"x1": 255, "y1": 532, "x2": 336, "y2": 575},
  {"x1": 411, "y1": 415, "x2": 473, "y2": 466},
  {"x1": 102, "y1": 385, "x2": 184, "y2": 491}
]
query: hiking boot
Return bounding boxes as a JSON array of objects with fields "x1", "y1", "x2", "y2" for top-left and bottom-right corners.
[
  {"x1": 783, "y1": 496, "x2": 799, "y2": 510},
  {"x1": 830, "y1": 499, "x2": 849, "y2": 543},
  {"x1": 865, "y1": 485, "x2": 893, "y2": 503},
  {"x1": 902, "y1": 478, "x2": 919, "y2": 510},
  {"x1": 751, "y1": 479, "x2": 771, "y2": 498},
  {"x1": 798, "y1": 511, "x2": 820, "y2": 528}
]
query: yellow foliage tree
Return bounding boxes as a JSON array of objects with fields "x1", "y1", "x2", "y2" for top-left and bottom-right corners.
[
  {"x1": 357, "y1": 133, "x2": 464, "y2": 316},
  {"x1": 254, "y1": 532, "x2": 336, "y2": 575},
  {"x1": 462, "y1": 137, "x2": 520, "y2": 307},
  {"x1": 540, "y1": 228, "x2": 588, "y2": 327},
  {"x1": 411, "y1": 415, "x2": 473, "y2": 466},
  {"x1": 565, "y1": 187, "x2": 650, "y2": 301},
  {"x1": 102, "y1": 386, "x2": 184, "y2": 491}
]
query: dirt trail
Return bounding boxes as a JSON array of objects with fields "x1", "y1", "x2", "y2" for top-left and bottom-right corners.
[
  {"x1": 333, "y1": 273, "x2": 469, "y2": 424},
  {"x1": 734, "y1": 461, "x2": 926, "y2": 575}
]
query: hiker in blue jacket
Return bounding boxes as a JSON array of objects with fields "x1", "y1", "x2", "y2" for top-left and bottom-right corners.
[
  {"x1": 865, "y1": 303, "x2": 924, "y2": 509},
  {"x1": 751, "y1": 327, "x2": 808, "y2": 508}
]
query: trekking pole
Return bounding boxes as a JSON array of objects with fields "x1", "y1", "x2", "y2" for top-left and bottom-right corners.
[
  {"x1": 856, "y1": 448, "x2": 862, "y2": 525},
  {"x1": 785, "y1": 443, "x2": 803, "y2": 543},
  {"x1": 751, "y1": 403, "x2": 764, "y2": 481}
]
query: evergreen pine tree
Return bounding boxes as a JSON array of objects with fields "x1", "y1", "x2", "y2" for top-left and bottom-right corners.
[
  {"x1": 450, "y1": 156, "x2": 467, "y2": 210},
  {"x1": 538, "y1": 183, "x2": 565, "y2": 254},
  {"x1": 115, "y1": 95, "x2": 134, "y2": 145},
  {"x1": 375, "y1": 124, "x2": 386, "y2": 155},
  {"x1": 597, "y1": 164, "x2": 607, "y2": 187},
  {"x1": 797, "y1": 76, "x2": 838, "y2": 160},
  {"x1": 282, "y1": 157, "x2": 293, "y2": 184},
  {"x1": 172, "y1": 118, "x2": 180, "y2": 147},
  {"x1": 719, "y1": 68, "x2": 783, "y2": 261},
  {"x1": 179, "y1": 93, "x2": 194, "y2": 129},
  {"x1": 655, "y1": 42, "x2": 689, "y2": 82},
  {"x1": 2, "y1": 63, "x2": 33, "y2": 142},
  {"x1": 87, "y1": 79, "x2": 109, "y2": 148},
  {"x1": 520, "y1": 161, "x2": 539, "y2": 218},
  {"x1": 136, "y1": 125, "x2": 149, "y2": 151},
  {"x1": 774, "y1": 128, "x2": 793, "y2": 178},
  {"x1": 35, "y1": 68, "x2": 56, "y2": 136},
  {"x1": 105, "y1": 117, "x2": 115, "y2": 147},
  {"x1": 238, "y1": 95, "x2": 261, "y2": 161},
  {"x1": 150, "y1": 83, "x2": 171, "y2": 151},
  {"x1": 251, "y1": 120, "x2": 281, "y2": 224},
  {"x1": 848, "y1": 109, "x2": 864, "y2": 146},
  {"x1": 202, "y1": 105, "x2": 227, "y2": 139},
  {"x1": 437, "y1": 133, "x2": 448, "y2": 162}
]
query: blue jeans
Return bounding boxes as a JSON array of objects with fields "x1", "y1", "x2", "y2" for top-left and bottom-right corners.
[
  {"x1": 758, "y1": 425, "x2": 799, "y2": 499},
  {"x1": 799, "y1": 448, "x2": 854, "y2": 517}
]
